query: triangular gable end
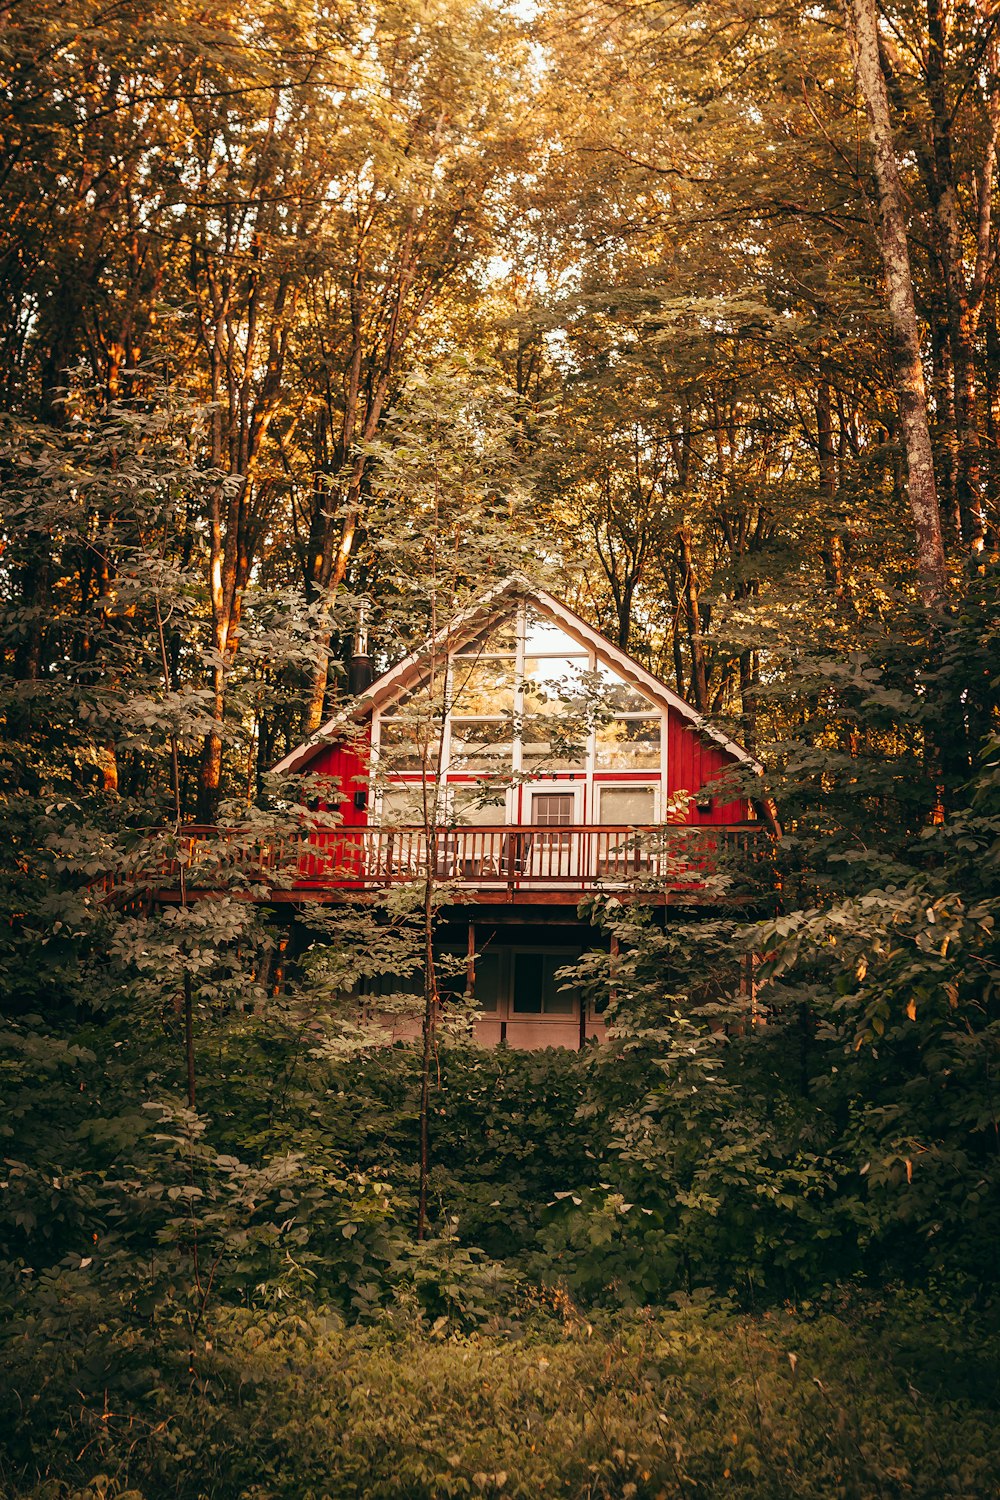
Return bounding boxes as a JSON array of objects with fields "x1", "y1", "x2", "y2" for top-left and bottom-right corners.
[{"x1": 271, "y1": 576, "x2": 762, "y2": 777}]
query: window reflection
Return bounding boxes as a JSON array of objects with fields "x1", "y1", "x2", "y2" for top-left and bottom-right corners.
[
  {"x1": 520, "y1": 714, "x2": 587, "y2": 770},
  {"x1": 449, "y1": 718, "x2": 514, "y2": 772},
  {"x1": 521, "y1": 673, "x2": 590, "y2": 720},
  {"x1": 593, "y1": 659, "x2": 655, "y2": 712},
  {"x1": 379, "y1": 681, "x2": 438, "y2": 718},
  {"x1": 522, "y1": 656, "x2": 589, "y2": 705},
  {"x1": 379, "y1": 785, "x2": 437, "y2": 823},
  {"x1": 594, "y1": 716, "x2": 661, "y2": 770},
  {"x1": 453, "y1": 618, "x2": 518, "y2": 657},
  {"x1": 378, "y1": 719, "x2": 435, "y2": 770},
  {"x1": 450, "y1": 660, "x2": 516, "y2": 714},
  {"x1": 524, "y1": 611, "x2": 589, "y2": 658},
  {"x1": 450, "y1": 786, "x2": 509, "y2": 825}
]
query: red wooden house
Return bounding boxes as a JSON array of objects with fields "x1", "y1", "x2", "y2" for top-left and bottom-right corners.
[{"x1": 270, "y1": 577, "x2": 772, "y2": 1048}]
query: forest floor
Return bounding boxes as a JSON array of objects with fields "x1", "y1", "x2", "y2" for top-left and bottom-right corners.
[{"x1": 7, "y1": 1292, "x2": 1000, "y2": 1499}]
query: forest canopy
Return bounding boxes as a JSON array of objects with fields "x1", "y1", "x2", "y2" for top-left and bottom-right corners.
[{"x1": 1, "y1": 2, "x2": 1000, "y2": 1497}]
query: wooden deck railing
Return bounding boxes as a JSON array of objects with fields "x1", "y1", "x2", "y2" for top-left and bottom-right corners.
[{"x1": 95, "y1": 822, "x2": 772, "y2": 902}]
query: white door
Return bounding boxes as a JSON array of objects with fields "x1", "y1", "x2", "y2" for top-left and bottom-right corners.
[{"x1": 525, "y1": 785, "x2": 581, "y2": 883}]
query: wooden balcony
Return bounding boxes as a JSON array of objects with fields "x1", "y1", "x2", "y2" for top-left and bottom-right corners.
[{"x1": 96, "y1": 823, "x2": 773, "y2": 907}]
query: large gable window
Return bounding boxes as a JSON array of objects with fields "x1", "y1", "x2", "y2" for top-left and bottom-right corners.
[{"x1": 373, "y1": 600, "x2": 666, "y2": 792}]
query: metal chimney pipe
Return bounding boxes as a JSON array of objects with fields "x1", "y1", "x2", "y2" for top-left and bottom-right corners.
[{"x1": 348, "y1": 601, "x2": 374, "y2": 695}]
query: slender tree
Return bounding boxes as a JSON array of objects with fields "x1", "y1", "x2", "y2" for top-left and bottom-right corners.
[{"x1": 844, "y1": 0, "x2": 947, "y2": 604}]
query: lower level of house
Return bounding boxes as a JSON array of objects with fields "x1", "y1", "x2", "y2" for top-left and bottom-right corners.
[
  {"x1": 307, "y1": 906, "x2": 602, "y2": 1050},
  {"x1": 283, "y1": 904, "x2": 757, "y2": 1051}
]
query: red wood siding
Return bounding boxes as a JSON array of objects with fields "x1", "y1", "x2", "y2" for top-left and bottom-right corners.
[
  {"x1": 310, "y1": 739, "x2": 371, "y2": 825},
  {"x1": 667, "y1": 712, "x2": 747, "y2": 823},
  {"x1": 295, "y1": 737, "x2": 371, "y2": 884}
]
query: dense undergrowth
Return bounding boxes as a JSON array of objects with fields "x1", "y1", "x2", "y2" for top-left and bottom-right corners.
[
  {"x1": 4, "y1": 1290, "x2": 999, "y2": 1498},
  {"x1": 3, "y1": 1005, "x2": 1000, "y2": 1498}
]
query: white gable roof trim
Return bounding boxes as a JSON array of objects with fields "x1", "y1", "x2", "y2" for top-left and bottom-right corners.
[{"x1": 271, "y1": 576, "x2": 763, "y2": 777}]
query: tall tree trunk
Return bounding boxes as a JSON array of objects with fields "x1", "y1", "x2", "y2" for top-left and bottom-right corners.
[
  {"x1": 984, "y1": 289, "x2": 1000, "y2": 545},
  {"x1": 953, "y1": 339, "x2": 985, "y2": 550},
  {"x1": 928, "y1": 286, "x2": 960, "y2": 539},
  {"x1": 303, "y1": 477, "x2": 362, "y2": 735},
  {"x1": 196, "y1": 469, "x2": 237, "y2": 823},
  {"x1": 739, "y1": 649, "x2": 758, "y2": 751},
  {"x1": 924, "y1": 0, "x2": 995, "y2": 555},
  {"x1": 677, "y1": 525, "x2": 709, "y2": 713},
  {"x1": 666, "y1": 566, "x2": 686, "y2": 698},
  {"x1": 197, "y1": 660, "x2": 227, "y2": 823},
  {"x1": 845, "y1": 0, "x2": 947, "y2": 604}
]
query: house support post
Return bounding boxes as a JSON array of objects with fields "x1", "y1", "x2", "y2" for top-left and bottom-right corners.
[{"x1": 466, "y1": 921, "x2": 476, "y2": 1024}]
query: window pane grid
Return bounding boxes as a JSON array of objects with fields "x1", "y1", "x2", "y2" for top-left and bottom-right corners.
[
  {"x1": 375, "y1": 609, "x2": 665, "y2": 787},
  {"x1": 531, "y1": 793, "x2": 575, "y2": 827}
]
